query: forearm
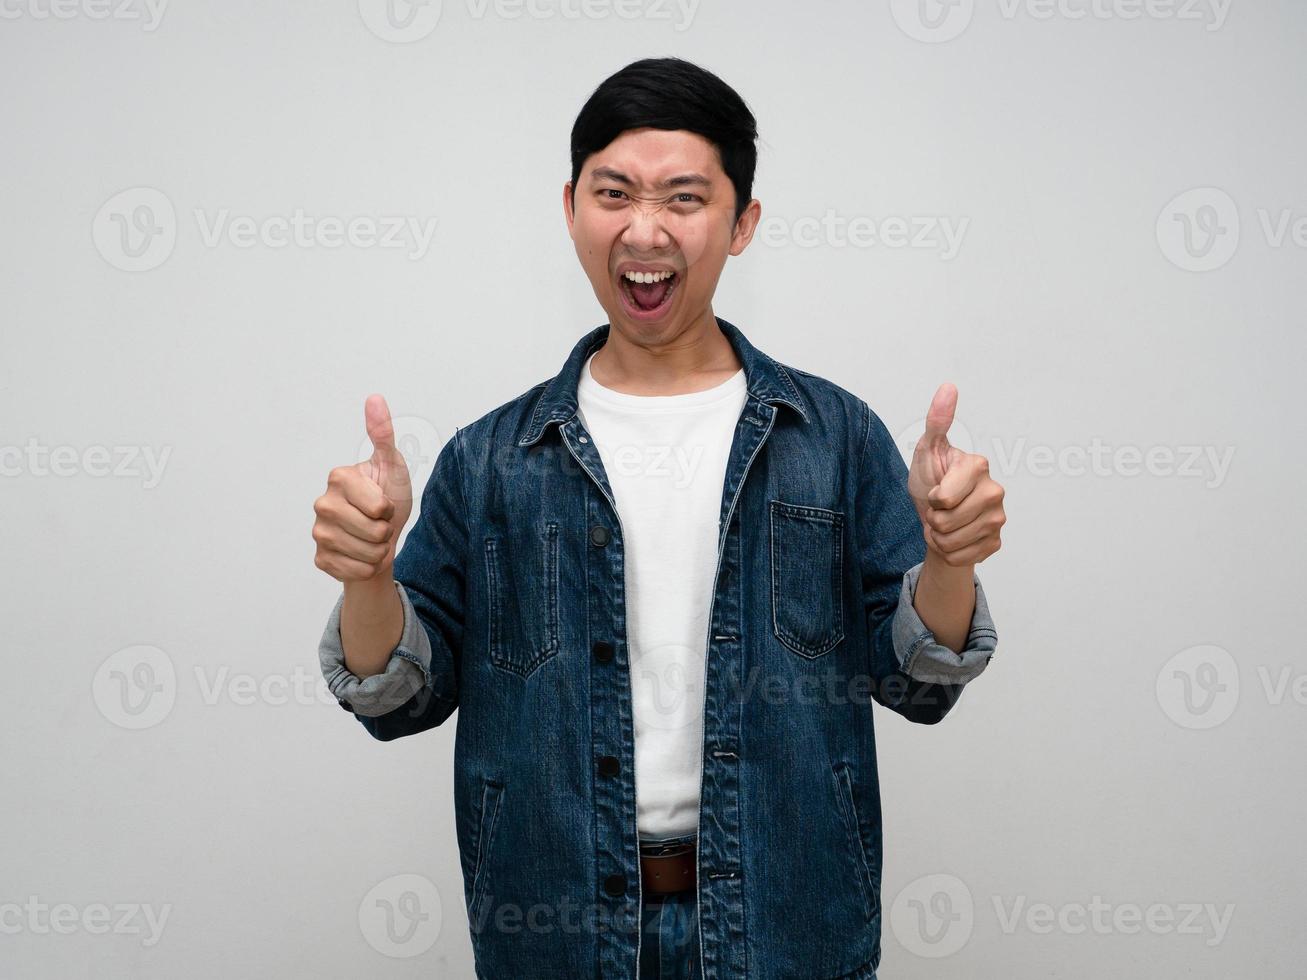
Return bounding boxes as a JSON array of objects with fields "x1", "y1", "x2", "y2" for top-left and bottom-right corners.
[
  {"x1": 911, "y1": 555, "x2": 977, "y2": 654},
  {"x1": 340, "y1": 574, "x2": 404, "y2": 679}
]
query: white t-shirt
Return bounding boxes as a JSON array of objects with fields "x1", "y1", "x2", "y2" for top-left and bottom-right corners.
[{"x1": 576, "y1": 349, "x2": 748, "y2": 841}]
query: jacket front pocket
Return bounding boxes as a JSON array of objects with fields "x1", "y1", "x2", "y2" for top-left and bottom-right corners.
[
  {"x1": 769, "y1": 500, "x2": 845, "y2": 658},
  {"x1": 469, "y1": 777, "x2": 505, "y2": 932},
  {"x1": 484, "y1": 521, "x2": 560, "y2": 678},
  {"x1": 831, "y1": 761, "x2": 878, "y2": 922}
]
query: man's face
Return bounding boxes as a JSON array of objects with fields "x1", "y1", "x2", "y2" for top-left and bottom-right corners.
[{"x1": 564, "y1": 127, "x2": 760, "y2": 341}]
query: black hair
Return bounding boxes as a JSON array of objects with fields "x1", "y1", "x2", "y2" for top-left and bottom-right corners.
[{"x1": 569, "y1": 57, "x2": 759, "y2": 227}]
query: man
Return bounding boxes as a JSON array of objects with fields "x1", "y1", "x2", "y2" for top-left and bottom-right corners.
[{"x1": 313, "y1": 57, "x2": 1005, "y2": 980}]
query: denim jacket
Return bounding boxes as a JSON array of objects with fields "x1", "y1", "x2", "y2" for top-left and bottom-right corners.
[{"x1": 318, "y1": 316, "x2": 998, "y2": 979}]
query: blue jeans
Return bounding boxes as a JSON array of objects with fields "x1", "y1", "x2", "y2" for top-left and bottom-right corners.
[
  {"x1": 639, "y1": 833, "x2": 700, "y2": 980},
  {"x1": 635, "y1": 831, "x2": 879, "y2": 980}
]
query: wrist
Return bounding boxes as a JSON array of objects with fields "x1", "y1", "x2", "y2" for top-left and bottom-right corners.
[
  {"x1": 344, "y1": 569, "x2": 397, "y2": 600},
  {"x1": 921, "y1": 551, "x2": 975, "y2": 589}
]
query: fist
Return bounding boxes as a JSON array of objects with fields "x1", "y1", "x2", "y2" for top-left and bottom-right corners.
[
  {"x1": 906, "y1": 382, "x2": 1006, "y2": 568},
  {"x1": 312, "y1": 394, "x2": 415, "y2": 583}
]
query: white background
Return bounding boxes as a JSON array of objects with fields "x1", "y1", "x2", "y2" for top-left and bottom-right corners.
[{"x1": 1, "y1": 0, "x2": 1303, "y2": 976}]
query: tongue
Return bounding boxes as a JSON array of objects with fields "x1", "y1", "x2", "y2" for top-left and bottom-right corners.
[{"x1": 630, "y1": 277, "x2": 672, "y2": 310}]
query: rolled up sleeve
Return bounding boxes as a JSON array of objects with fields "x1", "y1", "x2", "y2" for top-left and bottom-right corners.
[
  {"x1": 891, "y1": 561, "x2": 997, "y2": 686},
  {"x1": 319, "y1": 578, "x2": 434, "y2": 718}
]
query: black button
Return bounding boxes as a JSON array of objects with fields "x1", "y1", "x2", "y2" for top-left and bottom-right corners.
[
  {"x1": 603, "y1": 873, "x2": 627, "y2": 896},
  {"x1": 593, "y1": 640, "x2": 614, "y2": 663},
  {"x1": 589, "y1": 525, "x2": 611, "y2": 547},
  {"x1": 598, "y1": 755, "x2": 620, "y2": 777}
]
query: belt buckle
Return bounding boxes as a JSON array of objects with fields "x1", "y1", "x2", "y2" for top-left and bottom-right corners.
[{"x1": 640, "y1": 839, "x2": 693, "y2": 858}]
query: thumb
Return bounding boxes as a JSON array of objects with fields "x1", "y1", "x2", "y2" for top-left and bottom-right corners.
[
  {"x1": 364, "y1": 393, "x2": 398, "y2": 483},
  {"x1": 922, "y1": 382, "x2": 958, "y2": 449}
]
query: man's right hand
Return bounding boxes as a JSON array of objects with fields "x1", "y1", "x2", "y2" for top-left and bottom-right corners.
[{"x1": 312, "y1": 394, "x2": 415, "y2": 583}]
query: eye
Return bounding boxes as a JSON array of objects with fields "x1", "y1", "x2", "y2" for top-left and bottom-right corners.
[
  {"x1": 601, "y1": 188, "x2": 627, "y2": 200},
  {"x1": 674, "y1": 193, "x2": 702, "y2": 204}
]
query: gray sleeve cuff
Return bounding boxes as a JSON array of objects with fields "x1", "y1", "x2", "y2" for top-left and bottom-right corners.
[
  {"x1": 319, "y1": 579, "x2": 434, "y2": 717},
  {"x1": 891, "y1": 562, "x2": 998, "y2": 685}
]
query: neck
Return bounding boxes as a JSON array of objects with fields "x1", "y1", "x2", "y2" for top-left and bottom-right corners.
[{"x1": 591, "y1": 308, "x2": 743, "y2": 396}]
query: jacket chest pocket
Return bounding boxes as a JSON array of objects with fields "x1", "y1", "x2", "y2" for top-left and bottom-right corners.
[
  {"x1": 769, "y1": 500, "x2": 846, "y2": 658},
  {"x1": 484, "y1": 521, "x2": 560, "y2": 678}
]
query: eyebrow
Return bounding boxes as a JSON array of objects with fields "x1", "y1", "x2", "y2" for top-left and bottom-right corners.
[{"x1": 589, "y1": 166, "x2": 713, "y2": 190}]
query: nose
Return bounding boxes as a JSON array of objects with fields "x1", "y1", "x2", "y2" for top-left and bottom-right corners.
[{"x1": 620, "y1": 200, "x2": 673, "y2": 252}]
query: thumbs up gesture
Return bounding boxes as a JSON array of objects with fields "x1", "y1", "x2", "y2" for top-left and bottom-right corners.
[
  {"x1": 312, "y1": 394, "x2": 415, "y2": 583},
  {"x1": 906, "y1": 383, "x2": 1006, "y2": 568}
]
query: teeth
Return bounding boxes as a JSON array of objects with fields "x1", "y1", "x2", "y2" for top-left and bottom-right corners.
[{"x1": 623, "y1": 270, "x2": 675, "y2": 284}]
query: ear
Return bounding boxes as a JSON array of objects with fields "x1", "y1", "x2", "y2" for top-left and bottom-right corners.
[
  {"x1": 728, "y1": 198, "x2": 763, "y2": 256},
  {"x1": 563, "y1": 181, "x2": 575, "y2": 238}
]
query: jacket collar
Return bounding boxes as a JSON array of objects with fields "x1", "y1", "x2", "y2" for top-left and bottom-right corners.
[{"x1": 517, "y1": 316, "x2": 810, "y2": 448}]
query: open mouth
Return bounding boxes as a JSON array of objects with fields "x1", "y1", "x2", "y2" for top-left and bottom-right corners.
[{"x1": 617, "y1": 269, "x2": 679, "y2": 319}]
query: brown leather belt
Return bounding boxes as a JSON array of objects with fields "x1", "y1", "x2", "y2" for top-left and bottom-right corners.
[{"x1": 639, "y1": 839, "x2": 696, "y2": 895}]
